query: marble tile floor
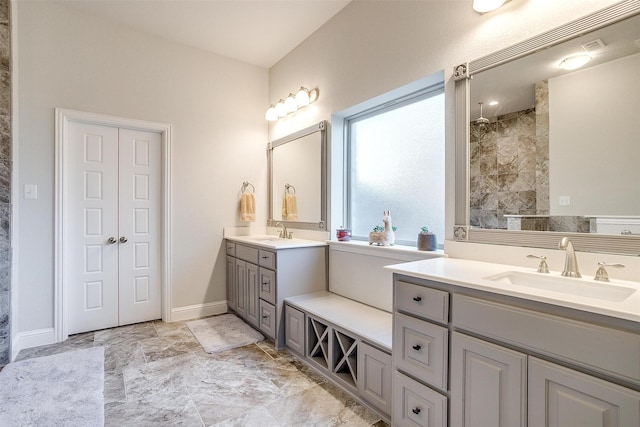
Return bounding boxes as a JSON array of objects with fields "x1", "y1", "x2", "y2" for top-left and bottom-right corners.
[{"x1": 15, "y1": 317, "x2": 390, "y2": 427}]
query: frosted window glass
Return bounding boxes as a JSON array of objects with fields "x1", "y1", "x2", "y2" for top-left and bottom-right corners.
[{"x1": 348, "y1": 93, "x2": 445, "y2": 244}]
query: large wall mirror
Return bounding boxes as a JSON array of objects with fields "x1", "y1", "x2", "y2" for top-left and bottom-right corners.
[
  {"x1": 453, "y1": 1, "x2": 640, "y2": 255},
  {"x1": 268, "y1": 121, "x2": 327, "y2": 231}
]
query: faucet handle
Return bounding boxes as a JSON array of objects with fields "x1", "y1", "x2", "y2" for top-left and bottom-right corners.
[
  {"x1": 594, "y1": 262, "x2": 625, "y2": 282},
  {"x1": 527, "y1": 255, "x2": 549, "y2": 273}
]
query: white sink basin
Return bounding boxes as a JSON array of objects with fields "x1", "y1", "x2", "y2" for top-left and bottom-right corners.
[{"x1": 484, "y1": 271, "x2": 637, "y2": 302}]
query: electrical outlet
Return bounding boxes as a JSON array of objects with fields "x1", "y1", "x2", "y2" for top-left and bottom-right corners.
[{"x1": 559, "y1": 196, "x2": 570, "y2": 206}]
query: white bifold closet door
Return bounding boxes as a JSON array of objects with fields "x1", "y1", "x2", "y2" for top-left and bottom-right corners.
[{"x1": 67, "y1": 122, "x2": 161, "y2": 335}]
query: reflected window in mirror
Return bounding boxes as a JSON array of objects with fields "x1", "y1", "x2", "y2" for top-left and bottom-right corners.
[{"x1": 341, "y1": 76, "x2": 445, "y2": 246}]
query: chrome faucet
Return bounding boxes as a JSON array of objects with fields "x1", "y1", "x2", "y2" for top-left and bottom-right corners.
[
  {"x1": 275, "y1": 222, "x2": 292, "y2": 239},
  {"x1": 558, "y1": 237, "x2": 581, "y2": 278}
]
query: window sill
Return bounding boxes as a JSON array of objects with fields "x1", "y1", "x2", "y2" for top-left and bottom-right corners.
[{"x1": 327, "y1": 239, "x2": 447, "y2": 262}]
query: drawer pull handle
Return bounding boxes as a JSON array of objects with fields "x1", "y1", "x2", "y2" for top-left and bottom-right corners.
[
  {"x1": 412, "y1": 344, "x2": 421, "y2": 351},
  {"x1": 262, "y1": 282, "x2": 269, "y2": 285},
  {"x1": 262, "y1": 314, "x2": 269, "y2": 319},
  {"x1": 413, "y1": 296, "x2": 422, "y2": 302},
  {"x1": 412, "y1": 407, "x2": 421, "y2": 415},
  {"x1": 261, "y1": 256, "x2": 269, "y2": 259}
]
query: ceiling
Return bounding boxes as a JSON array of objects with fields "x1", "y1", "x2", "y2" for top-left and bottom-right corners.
[{"x1": 62, "y1": 0, "x2": 351, "y2": 69}]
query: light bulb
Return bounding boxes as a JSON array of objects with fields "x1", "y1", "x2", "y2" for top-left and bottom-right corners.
[
  {"x1": 265, "y1": 105, "x2": 278, "y2": 122},
  {"x1": 295, "y1": 87, "x2": 310, "y2": 107},
  {"x1": 473, "y1": 0, "x2": 505, "y2": 13},
  {"x1": 275, "y1": 100, "x2": 286, "y2": 118},
  {"x1": 284, "y1": 93, "x2": 298, "y2": 113},
  {"x1": 308, "y1": 88, "x2": 319, "y2": 103},
  {"x1": 558, "y1": 53, "x2": 592, "y2": 70}
]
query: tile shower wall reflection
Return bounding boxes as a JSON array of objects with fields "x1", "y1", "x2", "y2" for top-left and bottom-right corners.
[
  {"x1": 469, "y1": 106, "x2": 540, "y2": 229},
  {"x1": 0, "y1": 0, "x2": 10, "y2": 366}
]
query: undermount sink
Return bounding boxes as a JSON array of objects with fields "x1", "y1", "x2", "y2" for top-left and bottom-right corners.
[{"x1": 484, "y1": 271, "x2": 637, "y2": 302}]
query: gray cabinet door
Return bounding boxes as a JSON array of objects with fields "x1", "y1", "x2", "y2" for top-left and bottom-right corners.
[
  {"x1": 235, "y1": 260, "x2": 247, "y2": 317},
  {"x1": 450, "y1": 331, "x2": 527, "y2": 427},
  {"x1": 285, "y1": 305, "x2": 305, "y2": 355},
  {"x1": 226, "y1": 256, "x2": 236, "y2": 311},
  {"x1": 358, "y1": 342, "x2": 392, "y2": 417},
  {"x1": 245, "y1": 262, "x2": 259, "y2": 327},
  {"x1": 529, "y1": 357, "x2": 640, "y2": 427}
]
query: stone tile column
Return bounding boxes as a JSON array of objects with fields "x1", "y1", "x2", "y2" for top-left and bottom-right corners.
[{"x1": 0, "y1": 0, "x2": 11, "y2": 366}]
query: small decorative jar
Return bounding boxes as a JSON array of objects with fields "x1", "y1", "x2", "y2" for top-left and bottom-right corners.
[
  {"x1": 336, "y1": 227, "x2": 351, "y2": 242},
  {"x1": 417, "y1": 232, "x2": 437, "y2": 251}
]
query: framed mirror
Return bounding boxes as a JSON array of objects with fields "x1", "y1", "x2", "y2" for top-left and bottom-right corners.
[
  {"x1": 267, "y1": 121, "x2": 327, "y2": 231},
  {"x1": 453, "y1": 1, "x2": 640, "y2": 255}
]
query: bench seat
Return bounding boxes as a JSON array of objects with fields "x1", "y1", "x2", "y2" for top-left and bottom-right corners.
[{"x1": 285, "y1": 291, "x2": 392, "y2": 352}]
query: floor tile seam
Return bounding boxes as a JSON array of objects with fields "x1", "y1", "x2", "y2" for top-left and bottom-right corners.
[{"x1": 184, "y1": 381, "x2": 207, "y2": 427}]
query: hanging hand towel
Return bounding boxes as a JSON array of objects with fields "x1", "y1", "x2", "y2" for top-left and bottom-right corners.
[
  {"x1": 240, "y1": 192, "x2": 256, "y2": 222},
  {"x1": 282, "y1": 194, "x2": 298, "y2": 221}
]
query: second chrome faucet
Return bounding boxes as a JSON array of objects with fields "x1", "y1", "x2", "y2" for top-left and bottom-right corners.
[{"x1": 558, "y1": 237, "x2": 581, "y2": 278}]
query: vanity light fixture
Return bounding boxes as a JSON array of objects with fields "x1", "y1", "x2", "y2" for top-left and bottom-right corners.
[
  {"x1": 265, "y1": 87, "x2": 319, "y2": 122},
  {"x1": 473, "y1": 0, "x2": 506, "y2": 14},
  {"x1": 558, "y1": 53, "x2": 592, "y2": 70}
]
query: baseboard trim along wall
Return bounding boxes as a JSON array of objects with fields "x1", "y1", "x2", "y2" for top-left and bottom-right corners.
[
  {"x1": 12, "y1": 328, "x2": 56, "y2": 360},
  {"x1": 170, "y1": 301, "x2": 228, "y2": 322}
]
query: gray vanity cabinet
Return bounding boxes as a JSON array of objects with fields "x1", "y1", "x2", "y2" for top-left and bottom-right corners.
[
  {"x1": 226, "y1": 240, "x2": 327, "y2": 348},
  {"x1": 392, "y1": 274, "x2": 640, "y2": 427},
  {"x1": 450, "y1": 331, "x2": 527, "y2": 427}
]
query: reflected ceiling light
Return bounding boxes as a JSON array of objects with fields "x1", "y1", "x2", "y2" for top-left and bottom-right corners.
[
  {"x1": 473, "y1": 0, "x2": 506, "y2": 13},
  {"x1": 558, "y1": 53, "x2": 592, "y2": 70},
  {"x1": 266, "y1": 87, "x2": 319, "y2": 121},
  {"x1": 488, "y1": 101, "x2": 499, "y2": 106}
]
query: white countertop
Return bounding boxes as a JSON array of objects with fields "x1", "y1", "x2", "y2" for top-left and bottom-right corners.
[
  {"x1": 226, "y1": 234, "x2": 327, "y2": 250},
  {"x1": 385, "y1": 258, "x2": 640, "y2": 323},
  {"x1": 286, "y1": 292, "x2": 392, "y2": 351}
]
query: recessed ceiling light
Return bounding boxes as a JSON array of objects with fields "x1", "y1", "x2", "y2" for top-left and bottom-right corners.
[{"x1": 559, "y1": 53, "x2": 592, "y2": 70}]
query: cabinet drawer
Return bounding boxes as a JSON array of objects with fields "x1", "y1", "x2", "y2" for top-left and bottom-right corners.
[
  {"x1": 235, "y1": 244, "x2": 259, "y2": 264},
  {"x1": 393, "y1": 312, "x2": 448, "y2": 391},
  {"x1": 452, "y1": 294, "x2": 640, "y2": 385},
  {"x1": 258, "y1": 250, "x2": 276, "y2": 269},
  {"x1": 393, "y1": 372, "x2": 447, "y2": 427},
  {"x1": 395, "y1": 280, "x2": 449, "y2": 324},
  {"x1": 226, "y1": 241, "x2": 235, "y2": 256},
  {"x1": 259, "y1": 268, "x2": 276, "y2": 305},
  {"x1": 285, "y1": 305, "x2": 305, "y2": 355},
  {"x1": 259, "y1": 300, "x2": 276, "y2": 339}
]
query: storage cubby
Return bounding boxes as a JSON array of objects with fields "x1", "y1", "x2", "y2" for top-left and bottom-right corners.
[
  {"x1": 332, "y1": 329, "x2": 358, "y2": 389},
  {"x1": 307, "y1": 316, "x2": 330, "y2": 370}
]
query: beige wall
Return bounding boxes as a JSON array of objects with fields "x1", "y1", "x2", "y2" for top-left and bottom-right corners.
[
  {"x1": 549, "y1": 53, "x2": 640, "y2": 216},
  {"x1": 16, "y1": 1, "x2": 268, "y2": 332}
]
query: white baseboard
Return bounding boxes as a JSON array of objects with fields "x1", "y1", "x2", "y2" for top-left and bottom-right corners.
[
  {"x1": 170, "y1": 300, "x2": 228, "y2": 322},
  {"x1": 12, "y1": 328, "x2": 56, "y2": 360}
]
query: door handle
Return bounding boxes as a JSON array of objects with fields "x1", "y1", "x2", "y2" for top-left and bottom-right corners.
[
  {"x1": 107, "y1": 237, "x2": 117, "y2": 244},
  {"x1": 119, "y1": 236, "x2": 128, "y2": 243}
]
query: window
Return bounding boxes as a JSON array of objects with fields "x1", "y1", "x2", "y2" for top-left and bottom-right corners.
[{"x1": 344, "y1": 84, "x2": 445, "y2": 245}]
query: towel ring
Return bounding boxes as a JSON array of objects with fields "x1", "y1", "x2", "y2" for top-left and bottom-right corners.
[
  {"x1": 285, "y1": 183, "x2": 296, "y2": 195},
  {"x1": 242, "y1": 181, "x2": 255, "y2": 194}
]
